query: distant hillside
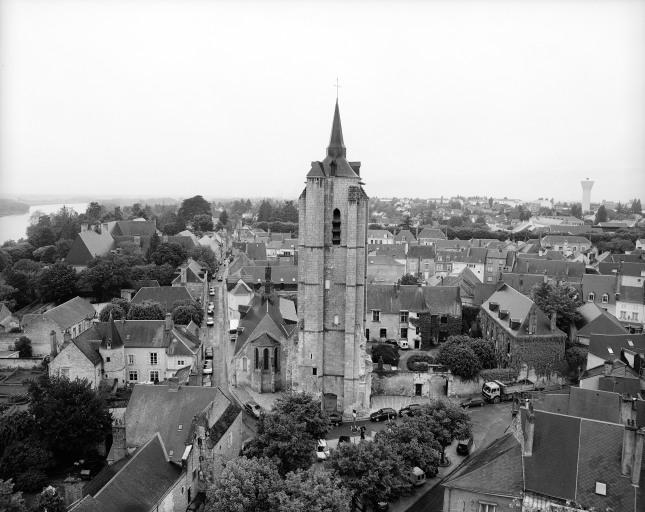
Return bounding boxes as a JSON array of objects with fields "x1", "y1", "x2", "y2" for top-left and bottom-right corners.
[{"x1": 0, "y1": 198, "x2": 29, "y2": 216}]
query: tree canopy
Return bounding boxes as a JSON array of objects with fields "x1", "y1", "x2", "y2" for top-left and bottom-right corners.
[
  {"x1": 178, "y1": 195, "x2": 211, "y2": 222},
  {"x1": 530, "y1": 281, "x2": 582, "y2": 333},
  {"x1": 37, "y1": 263, "x2": 78, "y2": 303}
]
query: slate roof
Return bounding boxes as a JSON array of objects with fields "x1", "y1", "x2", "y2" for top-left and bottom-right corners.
[
  {"x1": 43, "y1": 296, "x2": 96, "y2": 330},
  {"x1": 368, "y1": 229, "x2": 394, "y2": 239},
  {"x1": 90, "y1": 433, "x2": 182, "y2": 512},
  {"x1": 501, "y1": 273, "x2": 547, "y2": 295},
  {"x1": 523, "y1": 407, "x2": 635, "y2": 511},
  {"x1": 394, "y1": 229, "x2": 416, "y2": 243},
  {"x1": 244, "y1": 242, "x2": 267, "y2": 260},
  {"x1": 230, "y1": 279, "x2": 253, "y2": 296},
  {"x1": 443, "y1": 432, "x2": 523, "y2": 497},
  {"x1": 600, "y1": 261, "x2": 645, "y2": 277},
  {"x1": 234, "y1": 293, "x2": 296, "y2": 356},
  {"x1": 279, "y1": 297, "x2": 297, "y2": 323},
  {"x1": 367, "y1": 244, "x2": 406, "y2": 259},
  {"x1": 588, "y1": 333, "x2": 645, "y2": 361},
  {"x1": 407, "y1": 245, "x2": 435, "y2": 259},
  {"x1": 582, "y1": 274, "x2": 618, "y2": 303},
  {"x1": 514, "y1": 259, "x2": 585, "y2": 280},
  {"x1": 367, "y1": 255, "x2": 405, "y2": 266},
  {"x1": 131, "y1": 286, "x2": 193, "y2": 310},
  {"x1": 111, "y1": 220, "x2": 157, "y2": 237},
  {"x1": 575, "y1": 303, "x2": 625, "y2": 337},
  {"x1": 366, "y1": 284, "x2": 461, "y2": 315},
  {"x1": 126, "y1": 385, "x2": 239, "y2": 464},
  {"x1": 541, "y1": 235, "x2": 591, "y2": 247},
  {"x1": 417, "y1": 227, "x2": 446, "y2": 240},
  {"x1": 65, "y1": 230, "x2": 115, "y2": 265},
  {"x1": 72, "y1": 338, "x2": 102, "y2": 366},
  {"x1": 238, "y1": 265, "x2": 298, "y2": 286}
]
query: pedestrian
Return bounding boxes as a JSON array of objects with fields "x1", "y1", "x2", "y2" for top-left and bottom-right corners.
[{"x1": 360, "y1": 425, "x2": 366, "y2": 440}]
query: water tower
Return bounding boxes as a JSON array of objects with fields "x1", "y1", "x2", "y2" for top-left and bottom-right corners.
[{"x1": 581, "y1": 178, "x2": 594, "y2": 213}]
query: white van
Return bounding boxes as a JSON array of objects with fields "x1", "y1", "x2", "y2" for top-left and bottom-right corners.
[{"x1": 397, "y1": 339, "x2": 410, "y2": 350}]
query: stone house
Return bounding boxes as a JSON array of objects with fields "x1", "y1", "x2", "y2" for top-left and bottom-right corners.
[
  {"x1": 484, "y1": 247, "x2": 515, "y2": 284},
  {"x1": 21, "y1": 296, "x2": 96, "y2": 356},
  {"x1": 417, "y1": 227, "x2": 447, "y2": 246},
  {"x1": 479, "y1": 284, "x2": 566, "y2": 375},
  {"x1": 49, "y1": 336, "x2": 102, "y2": 388},
  {"x1": 540, "y1": 234, "x2": 592, "y2": 255},
  {"x1": 616, "y1": 273, "x2": 645, "y2": 333},
  {"x1": 73, "y1": 383, "x2": 242, "y2": 512},
  {"x1": 171, "y1": 258, "x2": 208, "y2": 301},
  {"x1": 130, "y1": 286, "x2": 194, "y2": 312},
  {"x1": 367, "y1": 229, "x2": 394, "y2": 245},
  {"x1": 406, "y1": 245, "x2": 435, "y2": 280},
  {"x1": 226, "y1": 279, "x2": 254, "y2": 321},
  {"x1": 574, "y1": 303, "x2": 625, "y2": 346},
  {"x1": 232, "y1": 277, "x2": 297, "y2": 393},
  {"x1": 50, "y1": 315, "x2": 201, "y2": 388},
  {"x1": 365, "y1": 284, "x2": 462, "y2": 347},
  {"x1": 582, "y1": 273, "x2": 618, "y2": 317},
  {"x1": 367, "y1": 255, "x2": 406, "y2": 284},
  {"x1": 0, "y1": 304, "x2": 19, "y2": 333}
]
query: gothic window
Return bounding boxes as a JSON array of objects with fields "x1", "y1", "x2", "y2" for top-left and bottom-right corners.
[
  {"x1": 263, "y1": 348, "x2": 269, "y2": 370},
  {"x1": 332, "y1": 209, "x2": 341, "y2": 245},
  {"x1": 255, "y1": 348, "x2": 259, "y2": 369},
  {"x1": 274, "y1": 347, "x2": 279, "y2": 371}
]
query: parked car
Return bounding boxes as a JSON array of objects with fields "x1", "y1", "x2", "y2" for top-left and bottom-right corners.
[
  {"x1": 244, "y1": 400, "x2": 263, "y2": 419},
  {"x1": 397, "y1": 339, "x2": 410, "y2": 350},
  {"x1": 205, "y1": 347, "x2": 213, "y2": 360},
  {"x1": 370, "y1": 408, "x2": 397, "y2": 422},
  {"x1": 398, "y1": 403, "x2": 422, "y2": 417},
  {"x1": 206, "y1": 317, "x2": 214, "y2": 327},
  {"x1": 375, "y1": 501, "x2": 389, "y2": 511},
  {"x1": 207, "y1": 306, "x2": 215, "y2": 315},
  {"x1": 217, "y1": 276, "x2": 223, "y2": 282},
  {"x1": 460, "y1": 397, "x2": 485, "y2": 409},
  {"x1": 203, "y1": 360, "x2": 213, "y2": 375},
  {"x1": 328, "y1": 411, "x2": 343, "y2": 426},
  {"x1": 316, "y1": 439, "x2": 330, "y2": 461},
  {"x1": 384, "y1": 339, "x2": 399, "y2": 347},
  {"x1": 456, "y1": 436, "x2": 474, "y2": 456},
  {"x1": 209, "y1": 287, "x2": 215, "y2": 296}
]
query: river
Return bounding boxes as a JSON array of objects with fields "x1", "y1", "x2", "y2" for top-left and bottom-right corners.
[{"x1": 0, "y1": 202, "x2": 88, "y2": 243}]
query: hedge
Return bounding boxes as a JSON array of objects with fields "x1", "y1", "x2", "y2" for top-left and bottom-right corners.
[
  {"x1": 479, "y1": 368, "x2": 520, "y2": 382},
  {"x1": 406, "y1": 354, "x2": 435, "y2": 372}
]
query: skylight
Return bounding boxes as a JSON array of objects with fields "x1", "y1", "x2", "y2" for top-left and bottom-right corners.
[
  {"x1": 627, "y1": 340, "x2": 634, "y2": 347},
  {"x1": 607, "y1": 348, "x2": 614, "y2": 354}
]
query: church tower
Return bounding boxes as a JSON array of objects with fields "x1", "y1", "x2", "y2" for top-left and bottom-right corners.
[{"x1": 296, "y1": 101, "x2": 371, "y2": 414}]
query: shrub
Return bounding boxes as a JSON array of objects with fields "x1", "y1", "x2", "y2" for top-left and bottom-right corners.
[
  {"x1": 14, "y1": 337, "x2": 32, "y2": 358},
  {"x1": 371, "y1": 344, "x2": 400, "y2": 366},
  {"x1": 436, "y1": 343, "x2": 481, "y2": 380},
  {"x1": 406, "y1": 354, "x2": 435, "y2": 372}
]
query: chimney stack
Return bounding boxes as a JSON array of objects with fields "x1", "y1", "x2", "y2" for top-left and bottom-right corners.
[
  {"x1": 164, "y1": 313, "x2": 173, "y2": 331},
  {"x1": 63, "y1": 330, "x2": 71, "y2": 343},
  {"x1": 604, "y1": 360, "x2": 613, "y2": 377},
  {"x1": 550, "y1": 312, "x2": 557, "y2": 332},
  {"x1": 49, "y1": 330, "x2": 58, "y2": 358},
  {"x1": 621, "y1": 422, "x2": 645, "y2": 485},
  {"x1": 523, "y1": 402, "x2": 535, "y2": 457}
]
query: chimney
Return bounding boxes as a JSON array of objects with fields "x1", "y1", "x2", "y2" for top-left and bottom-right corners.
[
  {"x1": 121, "y1": 289, "x2": 134, "y2": 301},
  {"x1": 523, "y1": 402, "x2": 535, "y2": 456},
  {"x1": 621, "y1": 422, "x2": 645, "y2": 484},
  {"x1": 180, "y1": 265, "x2": 187, "y2": 283},
  {"x1": 102, "y1": 222, "x2": 109, "y2": 234},
  {"x1": 604, "y1": 360, "x2": 613, "y2": 377},
  {"x1": 164, "y1": 313, "x2": 173, "y2": 331},
  {"x1": 63, "y1": 330, "x2": 71, "y2": 343},
  {"x1": 49, "y1": 330, "x2": 58, "y2": 358},
  {"x1": 168, "y1": 377, "x2": 180, "y2": 392},
  {"x1": 550, "y1": 312, "x2": 557, "y2": 332}
]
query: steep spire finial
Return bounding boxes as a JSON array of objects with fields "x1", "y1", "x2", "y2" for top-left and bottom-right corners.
[{"x1": 327, "y1": 99, "x2": 346, "y2": 158}]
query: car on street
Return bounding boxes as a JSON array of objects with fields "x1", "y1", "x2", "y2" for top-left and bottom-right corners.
[
  {"x1": 203, "y1": 360, "x2": 213, "y2": 375},
  {"x1": 327, "y1": 411, "x2": 343, "y2": 426},
  {"x1": 316, "y1": 439, "x2": 330, "y2": 461},
  {"x1": 370, "y1": 407, "x2": 397, "y2": 422},
  {"x1": 398, "y1": 403, "x2": 422, "y2": 417},
  {"x1": 206, "y1": 317, "x2": 214, "y2": 327},
  {"x1": 217, "y1": 275, "x2": 223, "y2": 282},
  {"x1": 397, "y1": 339, "x2": 410, "y2": 350},
  {"x1": 209, "y1": 287, "x2": 215, "y2": 296},
  {"x1": 244, "y1": 400, "x2": 263, "y2": 419},
  {"x1": 207, "y1": 305, "x2": 214, "y2": 315},
  {"x1": 205, "y1": 347, "x2": 213, "y2": 360},
  {"x1": 456, "y1": 436, "x2": 474, "y2": 455},
  {"x1": 460, "y1": 397, "x2": 485, "y2": 409},
  {"x1": 375, "y1": 501, "x2": 389, "y2": 511}
]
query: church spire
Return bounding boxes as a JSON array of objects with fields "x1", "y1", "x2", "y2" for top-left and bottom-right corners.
[{"x1": 327, "y1": 100, "x2": 346, "y2": 159}]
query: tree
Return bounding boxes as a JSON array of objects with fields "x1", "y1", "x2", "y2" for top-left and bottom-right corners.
[
  {"x1": 78, "y1": 256, "x2": 132, "y2": 301},
  {"x1": 85, "y1": 202, "x2": 103, "y2": 223},
  {"x1": 37, "y1": 263, "x2": 77, "y2": 303},
  {"x1": 0, "y1": 441, "x2": 52, "y2": 491},
  {"x1": 172, "y1": 303, "x2": 203, "y2": 326},
  {"x1": 488, "y1": 197, "x2": 494, "y2": 208},
  {"x1": 530, "y1": 281, "x2": 582, "y2": 334},
  {"x1": 192, "y1": 214, "x2": 214, "y2": 232},
  {"x1": 178, "y1": 195, "x2": 211, "y2": 222},
  {"x1": 595, "y1": 205, "x2": 608, "y2": 224},
  {"x1": 399, "y1": 273, "x2": 419, "y2": 285},
  {"x1": 149, "y1": 242, "x2": 187, "y2": 268},
  {"x1": 127, "y1": 301, "x2": 165, "y2": 320},
  {"x1": 31, "y1": 486, "x2": 65, "y2": 512},
  {"x1": 217, "y1": 209, "x2": 229, "y2": 229},
  {"x1": 243, "y1": 392, "x2": 328, "y2": 474},
  {"x1": 273, "y1": 468, "x2": 351, "y2": 512},
  {"x1": 28, "y1": 376, "x2": 112, "y2": 463},
  {"x1": 146, "y1": 232, "x2": 161, "y2": 262},
  {"x1": 14, "y1": 337, "x2": 32, "y2": 358},
  {"x1": 565, "y1": 346, "x2": 587, "y2": 380},
  {"x1": 329, "y1": 440, "x2": 412, "y2": 508},
  {"x1": 570, "y1": 203, "x2": 583, "y2": 219},
  {"x1": 436, "y1": 342, "x2": 481, "y2": 379},
  {"x1": 0, "y1": 479, "x2": 27, "y2": 512},
  {"x1": 416, "y1": 400, "x2": 472, "y2": 465},
  {"x1": 257, "y1": 200, "x2": 274, "y2": 222},
  {"x1": 26, "y1": 222, "x2": 56, "y2": 249},
  {"x1": 189, "y1": 246, "x2": 217, "y2": 276},
  {"x1": 32, "y1": 245, "x2": 57, "y2": 263},
  {"x1": 99, "y1": 304, "x2": 126, "y2": 322},
  {"x1": 130, "y1": 263, "x2": 177, "y2": 286},
  {"x1": 468, "y1": 339, "x2": 496, "y2": 369},
  {"x1": 371, "y1": 344, "x2": 400, "y2": 366},
  {"x1": 631, "y1": 198, "x2": 642, "y2": 214},
  {"x1": 374, "y1": 415, "x2": 441, "y2": 477},
  {"x1": 0, "y1": 250, "x2": 12, "y2": 272},
  {"x1": 54, "y1": 238, "x2": 74, "y2": 260},
  {"x1": 206, "y1": 456, "x2": 282, "y2": 512},
  {"x1": 4, "y1": 243, "x2": 34, "y2": 262}
]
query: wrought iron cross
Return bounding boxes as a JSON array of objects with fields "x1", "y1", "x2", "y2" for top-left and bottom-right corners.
[{"x1": 333, "y1": 77, "x2": 341, "y2": 100}]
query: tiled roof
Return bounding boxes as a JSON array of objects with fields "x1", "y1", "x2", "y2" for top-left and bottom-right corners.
[
  {"x1": 514, "y1": 259, "x2": 585, "y2": 280},
  {"x1": 394, "y1": 229, "x2": 416, "y2": 242},
  {"x1": 91, "y1": 433, "x2": 181, "y2": 512},
  {"x1": 244, "y1": 242, "x2": 267, "y2": 260},
  {"x1": 443, "y1": 433, "x2": 523, "y2": 496},
  {"x1": 575, "y1": 303, "x2": 625, "y2": 337},
  {"x1": 367, "y1": 229, "x2": 393, "y2": 238},
  {"x1": 367, "y1": 244, "x2": 406, "y2": 259},
  {"x1": 230, "y1": 279, "x2": 253, "y2": 296},
  {"x1": 126, "y1": 385, "x2": 238, "y2": 464},
  {"x1": 131, "y1": 286, "x2": 193, "y2": 311},
  {"x1": 366, "y1": 284, "x2": 461, "y2": 315},
  {"x1": 501, "y1": 273, "x2": 547, "y2": 295},
  {"x1": 279, "y1": 298, "x2": 297, "y2": 323},
  {"x1": 541, "y1": 235, "x2": 591, "y2": 246},
  {"x1": 110, "y1": 220, "x2": 157, "y2": 237},
  {"x1": 43, "y1": 296, "x2": 96, "y2": 330},
  {"x1": 238, "y1": 265, "x2": 298, "y2": 286},
  {"x1": 71, "y1": 338, "x2": 102, "y2": 366}
]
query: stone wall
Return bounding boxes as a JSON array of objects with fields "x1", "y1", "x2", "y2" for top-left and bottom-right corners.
[
  {"x1": 443, "y1": 487, "x2": 518, "y2": 512},
  {"x1": 371, "y1": 370, "x2": 450, "y2": 398},
  {"x1": 0, "y1": 357, "x2": 42, "y2": 369}
]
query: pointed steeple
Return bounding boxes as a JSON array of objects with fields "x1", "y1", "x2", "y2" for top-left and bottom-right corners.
[
  {"x1": 327, "y1": 100, "x2": 346, "y2": 159},
  {"x1": 106, "y1": 315, "x2": 123, "y2": 348}
]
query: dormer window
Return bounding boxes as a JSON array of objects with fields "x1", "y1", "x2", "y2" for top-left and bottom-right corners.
[
  {"x1": 332, "y1": 209, "x2": 341, "y2": 245},
  {"x1": 601, "y1": 293, "x2": 609, "y2": 304}
]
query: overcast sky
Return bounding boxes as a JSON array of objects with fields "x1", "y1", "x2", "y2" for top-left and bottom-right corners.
[{"x1": 1, "y1": 0, "x2": 643, "y2": 203}]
